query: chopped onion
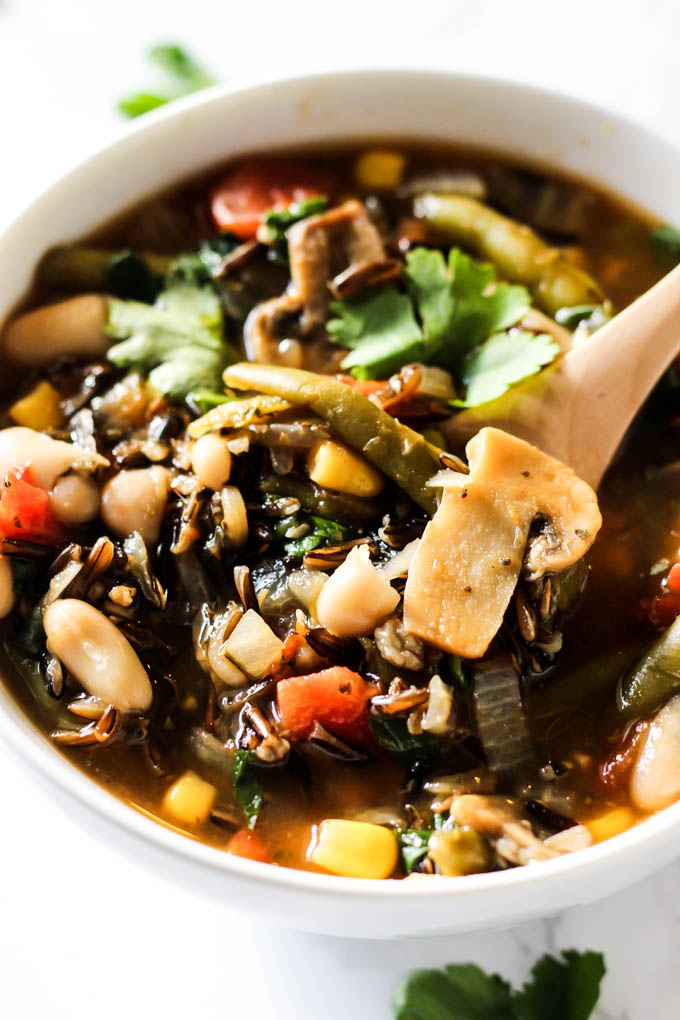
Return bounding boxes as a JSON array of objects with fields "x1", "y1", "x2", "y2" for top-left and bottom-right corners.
[
  {"x1": 224, "y1": 609, "x2": 284, "y2": 679},
  {"x1": 288, "y1": 569, "x2": 328, "y2": 612}
]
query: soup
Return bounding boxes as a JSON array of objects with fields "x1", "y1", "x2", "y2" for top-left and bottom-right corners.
[{"x1": 0, "y1": 144, "x2": 677, "y2": 879}]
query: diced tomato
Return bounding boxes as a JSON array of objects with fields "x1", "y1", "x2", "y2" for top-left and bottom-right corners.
[
  {"x1": 599, "y1": 721, "x2": 648, "y2": 791},
  {"x1": 0, "y1": 468, "x2": 62, "y2": 544},
  {"x1": 650, "y1": 591, "x2": 680, "y2": 627},
  {"x1": 226, "y1": 827, "x2": 270, "y2": 864},
  {"x1": 667, "y1": 563, "x2": 680, "y2": 593},
  {"x1": 277, "y1": 666, "x2": 376, "y2": 746},
  {"x1": 210, "y1": 160, "x2": 335, "y2": 239}
]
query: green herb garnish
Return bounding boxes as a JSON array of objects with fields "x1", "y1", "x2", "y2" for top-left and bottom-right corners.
[
  {"x1": 394, "y1": 950, "x2": 606, "y2": 1020},
  {"x1": 396, "y1": 829, "x2": 432, "y2": 873},
  {"x1": 106, "y1": 279, "x2": 231, "y2": 401},
  {"x1": 118, "y1": 44, "x2": 215, "y2": 118},
  {"x1": 650, "y1": 224, "x2": 680, "y2": 262},
  {"x1": 261, "y1": 197, "x2": 329, "y2": 261},
  {"x1": 327, "y1": 245, "x2": 555, "y2": 405},
  {"x1": 370, "y1": 716, "x2": 446, "y2": 759},
  {"x1": 458, "y1": 330, "x2": 558, "y2": 407},
  {"x1": 275, "y1": 514, "x2": 349, "y2": 558},
  {"x1": 232, "y1": 750, "x2": 263, "y2": 830}
]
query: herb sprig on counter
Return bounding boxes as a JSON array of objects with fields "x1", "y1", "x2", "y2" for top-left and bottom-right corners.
[
  {"x1": 394, "y1": 949, "x2": 606, "y2": 1020},
  {"x1": 118, "y1": 44, "x2": 215, "y2": 119}
]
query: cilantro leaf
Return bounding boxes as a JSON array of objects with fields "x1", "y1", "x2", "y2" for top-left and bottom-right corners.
[
  {"x1": 650, "y1": 223, "x2": 680, "y2": 263},
  {"x1": 513, "y1": 950, "x2": 606, "y2": 1020},
  {"x1": 460, "y1": 330, "x2": 559, "y2": 407},
  {"x1": 232, "y1": 750, "x2": 263, "y2": 830},
  {"x1": 329, "y1": 286, "x2": 425, "y2": 379},
  {"x1": 107, "y1": 278, "x2": 231, "y2": 402},
  {"x1": 394, "y1": 963, "x2": 515, "y2": 1020},
  {"x1": 275, "y1": 513, "x2": 350, "y2": 558},
  {"x1": 328, "y1": 246, "x2": 530, "y2": 381},
  {"x1": 118, "y1": 44, "x2": 214, "y2": 119}
]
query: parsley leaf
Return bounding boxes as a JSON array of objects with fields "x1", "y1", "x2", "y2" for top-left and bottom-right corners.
[
  {"x1": 513, "y1": 950, "x2": 606, "y2": 1020},
  {"x1": 278, "y1": 514, "x2": 349, "y2": 558},
  {"x1": 460, "y1": 330, "x2": 559, "y2": 407},
  {"x1": 394, "y1": 963, "x2": 515, "y2": 1020},
  {"x1": 650, "y1": 223, "x2": 680, "y2": 263},
  {"x1": 393, "y1": 951, "x2": 606, "y2": 1020},
  {"x1": 118, "y1": 44, "x2": 215, "y2": 119},
  {"x1": 107, "y1": 279, "x2": 231, "y2": 401},
  {"x1": 232, "y1": 750, "x2": 263, "y2": 830},
  {"x1": 328, "y1": 286, "x2": 424, "y2": 379}
]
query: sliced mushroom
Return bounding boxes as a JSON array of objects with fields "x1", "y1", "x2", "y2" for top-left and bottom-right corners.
[
  {"x1": 286, "y1": 199, "x2": 385, "y2": 328},
  {"x1": 403, "y1": 427, "x2": 601, "y2": 657}
]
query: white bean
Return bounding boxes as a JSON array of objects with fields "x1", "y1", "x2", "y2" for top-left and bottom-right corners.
[
  {"x1": 43, "y1": 599, "x2": 152, "y2": 713},
  {"x1": 0, "y1": 555, "x2": 16, "y2": 619},
  {"x1": 630, "y1": 695, "x2": 680, "y2": 811},
  {"x1": 101, "y1": 466, "x2": 170, "y2": 545},
  {"x1": 190, "y1": 434, "x2": 232, "y2": 490},
  {"x1": 0, "y1": 426, "x2": 108, "y2": 491},
  {"x1": 316, "y1": 544, "x2": 400, "y2": 637},
  {"x1": 49, "y1": 473, "x2": 100, "y2": 525},
  {"x1": 3, "y1": 295, "x2": 109, "y2": 367},
  {"x1": 220, "y1": 485, "x2": 248, "y2": 548}
]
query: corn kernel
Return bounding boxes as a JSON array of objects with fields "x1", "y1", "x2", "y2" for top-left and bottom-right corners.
[
  {"x1": 163, "y1": 771, "x2": 216, "y2": 827},
  {"x1": 308, "y1": 818, "x2": 398, "y2": 879},
  {"x1": 10, "y1": 381, "x2": 63, "y2": 430},
  {"x1": 354, "y1": 149, "x2": 406, "y2": 191},
  {"x1": 586, "y1": 806, "x2": 635, "y2": 843},
  {"x1": 307, "y1": 439, "x2": 383, "y2": 498}
]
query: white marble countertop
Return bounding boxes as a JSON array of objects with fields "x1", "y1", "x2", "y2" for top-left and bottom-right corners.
[{"x1": 1, "y1": 1, "x2": 679, "y2": 1016}]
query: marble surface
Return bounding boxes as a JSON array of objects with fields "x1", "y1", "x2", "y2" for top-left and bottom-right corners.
[{"x1": 1, "y1": 1, "x2": 680, "y2": 1016}]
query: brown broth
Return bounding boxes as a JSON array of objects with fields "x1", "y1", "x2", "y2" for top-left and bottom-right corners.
[{"x1": 1, "y1": 141, "x2": 676, "y2": 873}]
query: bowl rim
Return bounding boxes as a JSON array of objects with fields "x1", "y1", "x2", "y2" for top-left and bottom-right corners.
[{"x1": 2, "y1": 66, "x2": 680, "y2": 910}]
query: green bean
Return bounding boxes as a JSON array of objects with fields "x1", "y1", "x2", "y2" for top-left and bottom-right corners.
[
  {"x1": 415, "y1": 193, "x2": 608, "y2": 317},
  {"x1": 37, "y1": 246, "x2": 173, "y2": 292},
  {"x1": 260, "y1": 475, "x2": 383, "y2": 526},
  {"x1": 616, "y1": 616, "x2": 680, "y2": 721},
  {"x1": 223, "y1": 363, "x2": 442, "y2": 514}
]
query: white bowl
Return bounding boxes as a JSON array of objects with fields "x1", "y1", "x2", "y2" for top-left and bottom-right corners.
[{"x1": 1, "y1": 70, "x2": 679, "y2": 939}]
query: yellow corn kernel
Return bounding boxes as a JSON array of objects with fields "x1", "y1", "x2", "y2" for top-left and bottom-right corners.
[
  {"x1": 586, "y1": 806, "x2": 635, "y2": 843},
  {"x1": 307, "y1": 439, "x2": 383, "y2": 498},
  {"x1": 10, "y1": 381, "x2": 63, "y2": 430},
  {"x1": 163, "y1": 771, "x2": 216, "y2": 827},
  {"x1": 354, "y1": 149, "x2": 406, "y2": 191},
  {"x1": 308, "y1": 819, "x2": 398, "y2": 879}
]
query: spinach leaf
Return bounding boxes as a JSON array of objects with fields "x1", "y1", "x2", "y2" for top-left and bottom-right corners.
[
  {"x1": 370, "y1": 716, "x2": 446, "y2": 759},
  {"x1": 107, "y1": 250, "x2": 161, "y2": 303},
  {"x1": 232, "y1": 749, "x2": 263, "y2": 830},
  {"x1": 10, "y1": 559, "x2": 42, "y2": 598},
  {"x1": 118, "y1": 44, "x2": 215, "y2": 119},
  {"x1": 393, "y1": 951, "x2": 606, "y2": 1020},
  {"x1": 12, "y1": 607, "x2": 45, "y2": 658}
]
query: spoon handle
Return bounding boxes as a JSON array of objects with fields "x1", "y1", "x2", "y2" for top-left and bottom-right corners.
[
  {"x1": 556, "y1": 262, "x2": 680, "y2": 486},
  {"x1": 444, "y1": 263, "x2": 680, "y2": 487}
]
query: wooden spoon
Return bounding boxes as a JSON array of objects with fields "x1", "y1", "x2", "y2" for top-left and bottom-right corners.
[{"x1": 443, "y1": 264, "x2": 680, "y2": 488}]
